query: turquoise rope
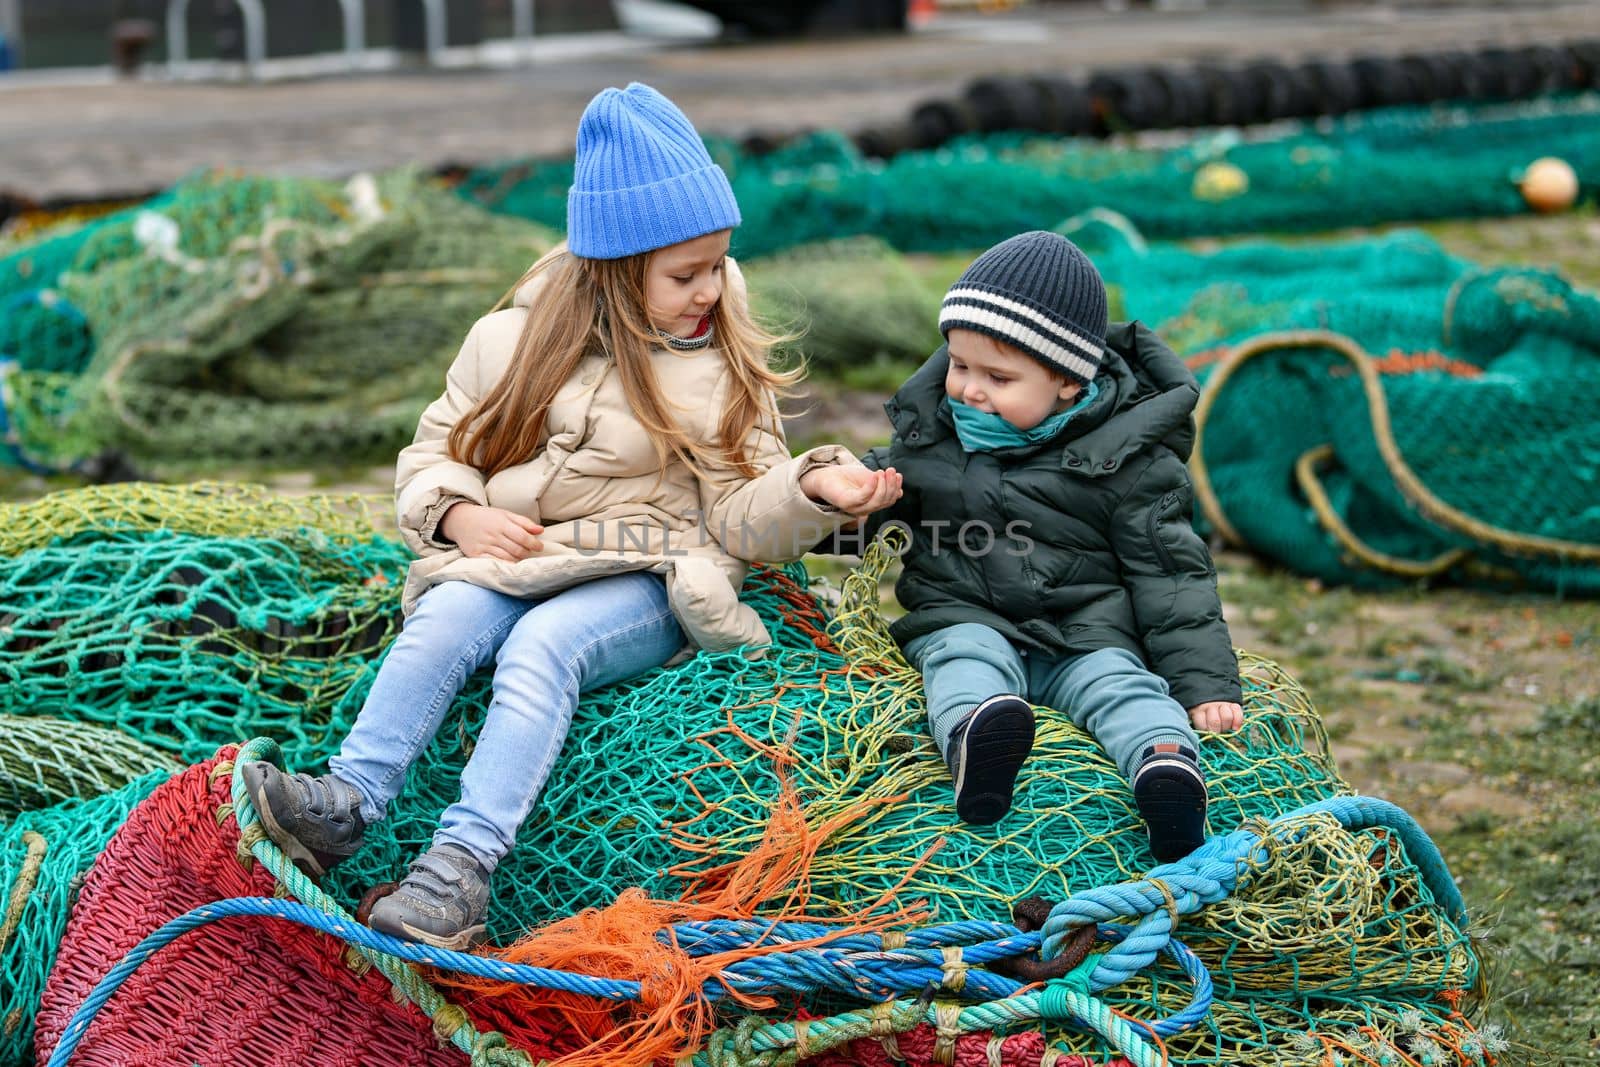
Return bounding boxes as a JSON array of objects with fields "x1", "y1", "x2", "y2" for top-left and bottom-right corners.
[
  {"x1": 1040, "y1": 795, "x2": 1467, "y2": 994},
  {"x1": 225, "y1": 738, "x2": 503, "y2": 1060}
]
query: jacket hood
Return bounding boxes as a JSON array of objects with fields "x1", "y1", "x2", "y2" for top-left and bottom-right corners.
[{"x1": 885, "y1": 321, "x2": 1199, "y2": 475}]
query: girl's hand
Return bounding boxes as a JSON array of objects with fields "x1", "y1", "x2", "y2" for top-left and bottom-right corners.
[
  {"x1": 1188, "y1": 701, "x2": 1244, "y2": 733},
  {"x1": 438, "y1": 502, "x2": 544, "y2": 562},
  {"x1": 800, "y1": 464, "x2": 903, "y2": 519}
]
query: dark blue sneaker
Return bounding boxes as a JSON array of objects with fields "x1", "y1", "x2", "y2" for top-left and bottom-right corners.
[
  {"x1": 1132, "y1": 743, "x2": 1208, "y2": 862},
  {"x1": 946, "y1": 695, "x2": 1035, "y2": 826}
]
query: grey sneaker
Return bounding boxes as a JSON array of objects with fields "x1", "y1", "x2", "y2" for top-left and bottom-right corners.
[
  {"x1": 240, "y1": 762, "x2": 367, "y2": 879},
  {"x1": 367, "y1": 843, "x2": 491, "y2": 950},
  {"x1": 946, "y1": 694, "x2": 1036, "y2": 826}
]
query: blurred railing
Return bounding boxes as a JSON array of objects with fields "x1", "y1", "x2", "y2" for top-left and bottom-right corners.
[{"x1": 162, "y1": 0, "x2": 537, "y2": 79}]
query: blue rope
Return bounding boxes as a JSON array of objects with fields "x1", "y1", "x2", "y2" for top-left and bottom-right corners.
[
  {"x1": 47, "y1": 794, "x2": 1454, "y2": 1064},
  {"x1": 44, "y1": 901, "x2": 1214, "y2": 1066},
  {"x1": 1092, "y1": 923, "x2": 1214, "y2": 1038},
  {"x1": 42, "y1": 897, "x2": 641, "y2": 1067},
  {"x1": 1040, "y1": 795, "x2": 1467, "y2": 994},
  {"x1": 672, "y1": 918, "x2": 1020, "y2": 956}
]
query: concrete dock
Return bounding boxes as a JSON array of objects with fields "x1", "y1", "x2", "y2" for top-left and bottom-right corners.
[{"x1": 1, "y1": 1, "x2": 1595, "y2": 202}]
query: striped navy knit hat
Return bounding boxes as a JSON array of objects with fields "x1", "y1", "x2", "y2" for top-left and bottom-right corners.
[{"x1": 939, "y1": 231, "x2": 1108, "y2": 386}]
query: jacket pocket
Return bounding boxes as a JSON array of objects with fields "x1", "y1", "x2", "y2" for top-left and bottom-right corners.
[{"x1": 1147, "y1": 491, "x2": 1181, "y2": 574}]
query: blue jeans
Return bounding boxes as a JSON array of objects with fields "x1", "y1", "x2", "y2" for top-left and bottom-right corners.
[
  {"x1": 329, "y1": 572, "x2": 685, "y2": 871},
  {"x1": 904, "y1": 623, "x2": 1198, "y2": 782}
]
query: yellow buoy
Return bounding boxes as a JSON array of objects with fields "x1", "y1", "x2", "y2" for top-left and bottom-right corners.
[
  {"x1": 1193, "y1": 161, "x2": 1249, "y2": 202},
  {"x1": 1518, "y1": 157, "x2": 1580, "y2": 214}
]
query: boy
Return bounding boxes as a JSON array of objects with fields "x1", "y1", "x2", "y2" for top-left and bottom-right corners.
[{"x1": 830, "y1": 230, "x2": 1243, "y2": 861}]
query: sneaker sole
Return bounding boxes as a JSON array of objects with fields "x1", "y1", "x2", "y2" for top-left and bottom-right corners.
[
  {"x1": 953, "y1": 700, "x2": 1036, "y2": 826},
  {"x1": 388, "y1": 919, "x2": 488, "y2": 952},
  {"x1": 1133, "y1": 758, "x2": 1208, "y2": 863},
  {"x1": 240, "y1": 762, "x2": 330, "y2": 880}
]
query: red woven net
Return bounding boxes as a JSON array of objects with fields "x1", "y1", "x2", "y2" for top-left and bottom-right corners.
[{"x1": 33, "y1": 748, "x2": 466, "y2": 1067}]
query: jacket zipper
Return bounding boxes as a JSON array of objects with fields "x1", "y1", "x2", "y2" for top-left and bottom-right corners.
[{"x1": 1148, "y1": 492, "x2": 1180, "y2": 573}]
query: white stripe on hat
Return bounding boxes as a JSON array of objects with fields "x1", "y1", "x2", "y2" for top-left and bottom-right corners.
[
  {"x1": 939, "y1": 304, "x2": 1101, "y2": 382},
  {"x1": 943, "y1": 287, "x2": 1104, "y2": 362}
]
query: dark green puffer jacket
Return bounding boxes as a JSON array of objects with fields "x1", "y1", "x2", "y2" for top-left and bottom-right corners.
[{"x1": 851, "y1": 321, "x2": 1241, "y2": 710}]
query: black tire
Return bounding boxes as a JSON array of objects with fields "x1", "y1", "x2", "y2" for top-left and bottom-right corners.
[
  {"x1": 853, "y1": 122, "x2": 916, "y2": 159},
  {"x1": 909, "y1": 97, "x2": 980, "y2": 147},
  {"x1": 908, "y1": 104, "x2": 952, "y2": 148},
  {"x1": 1569, "y1": 39, "x2": 1600, "y2": 89},
  {"x1": 1088, "y1": 66, "x2": 1173, "y2": 129},
  {"x1": 1351, "y1": 54, "x2": 1424, "y2": 107},
  {"x1": 1279, "y1": 62, "x2": 1324, "y2": 118},
  {"x1": 1518, "y1": 43, "x2": 1579, "y2": 93},
  {"x1": 1431, "y1": 49, "x2": 1491, "y2": 101},
  {"x1": 1478, "y1": 46, "x2": 1540, "y2": 99},
  {"x1": 964, "y1": 76, "x2": 1048, "y2": 132},
  {"x1": 1398, "y1": 52, "x2": 1457, "y2": 102},
  {"x1": 1195, "y1": 63, "x2": 1265, "y2": 127},
  {"x1": 1241, "y1": 59, "x2": 1313, "y2": 120},
  {"x1": 1151, "y1": 66, "x2": 1213, "y2": 127},
  {"x1": 1460, "y1": 49, "x2": 1511, "y2": 98},
  {"x1": 739, "y1": 130, "x2": 791, "y2": 156},
  {"x1": 1300, "y1": 58, "x2": 1362, "y2": 115},
  {"x1": 1028, "y1": 75, "x2": 1097, "y2": 136}
]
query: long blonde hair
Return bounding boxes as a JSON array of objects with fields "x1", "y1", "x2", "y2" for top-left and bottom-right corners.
[{"x1": 447, "y1": 246, "x2": 799, "y2": 481}]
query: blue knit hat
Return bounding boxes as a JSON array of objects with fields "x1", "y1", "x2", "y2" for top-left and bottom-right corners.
[
  {"x1": 567, "y1": 83, "x2": 742, "y2": 260},
  {"x1": 940, "y1": 231, "x2": 1108, "y2": 386}
]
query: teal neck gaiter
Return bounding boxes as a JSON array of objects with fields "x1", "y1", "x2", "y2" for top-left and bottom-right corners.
[{"x1": 949, "y1": 381, "x2": 1100, "y2": 453}]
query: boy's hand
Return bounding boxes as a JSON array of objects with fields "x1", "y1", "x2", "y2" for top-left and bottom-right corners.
[
  {"x1": 800, "y1": 464, "x2": 903, "y2": 519},
  {"x1": 439, "y1": 502, "x2": 544, "y2": 562},
  {"x1": 1188, "y1": 701, "x2": 1244, "y2": 733}
]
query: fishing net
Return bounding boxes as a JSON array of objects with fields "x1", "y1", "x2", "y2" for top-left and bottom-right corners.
[
  {"x1": 0, "y1": 480, "x2": 387, "y2": 556},
  {"x1": 2, "y1": 95, "x2": 1595, "y2": 514},
  {"x1": 0, "y1": 483, "x2": 403, "y2": 767},
  {"x1": 458, "y1": 95, "x2": 1600, "y2": 259},
  {"x1": 407, "y1": 542, "x2": 1480, "y2": 1066},
  {"x1": 744, "y1": 237, "x2": 947, "y2": 381},
  {"x1": 31, "y1": 752, "x2": 463, "y2": 1067},
  {"x1": 0, "y1": 772, "x2": 171, "y2": 1065},
  {"x1": 0, "y1": 170, "x2": 554, "y2": 473},
  {"x1": 3, "y1": 484, "x2": 1495, "y2": 1066},
  {"x1": 1067, "y1": 220, "x2": 1600, "y2": 592},
  {"x1": 0, "y1": 718, "x2": 177, "y2": 820}
]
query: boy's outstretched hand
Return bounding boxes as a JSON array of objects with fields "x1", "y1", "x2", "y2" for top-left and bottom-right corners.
[
  {"x1": 1188, "y1": 701, "x2": 1244, "y2": 732},
  {"x1": 800, "y1": 463, "x2": 904, "y2": 519}
]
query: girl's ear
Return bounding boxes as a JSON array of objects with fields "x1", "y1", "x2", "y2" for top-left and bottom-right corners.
[{"x1": 1058, "y1": 379, "x2": 1084, "y2": 403}]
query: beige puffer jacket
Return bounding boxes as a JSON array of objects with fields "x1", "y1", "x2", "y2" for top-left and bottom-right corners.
[{"x1": 394, "y1": 250, "x2": 854, "y2": 652}]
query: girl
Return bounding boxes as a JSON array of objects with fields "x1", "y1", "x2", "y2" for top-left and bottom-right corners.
[{"x1": 243, "y1": 83, "x2": 901, "y2": 950}]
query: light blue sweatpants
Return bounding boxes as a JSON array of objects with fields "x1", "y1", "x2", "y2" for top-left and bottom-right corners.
[{"x1": 903, "y1": 622, "x2": 1198, "y2": 782}]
